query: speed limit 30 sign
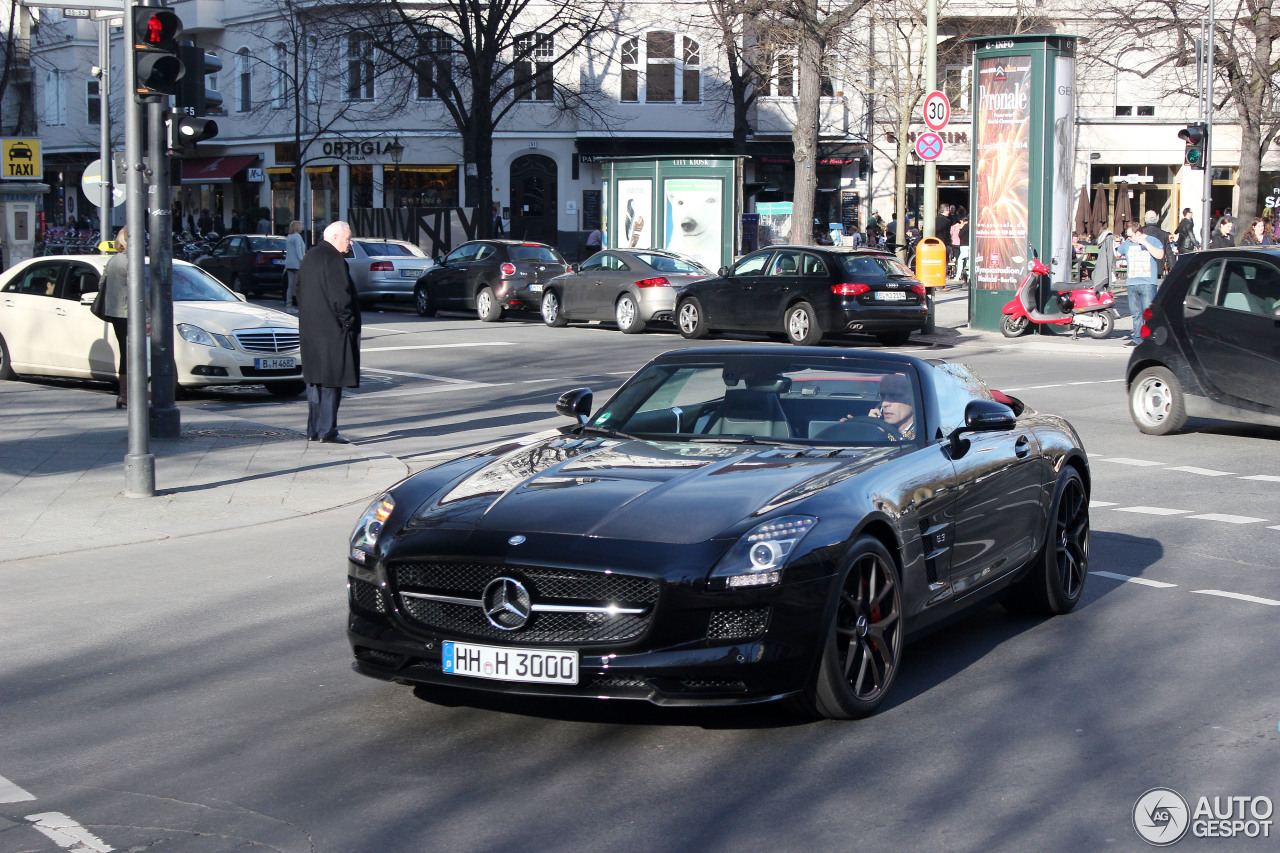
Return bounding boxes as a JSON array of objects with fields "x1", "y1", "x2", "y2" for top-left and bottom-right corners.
[{"x1": 923, "y1": 91, "x2": 950, "y2": 132}]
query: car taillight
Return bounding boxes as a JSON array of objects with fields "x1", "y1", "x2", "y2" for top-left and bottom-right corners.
[
  {"x1": 1143, "y1": 308, "x2": 1154, "y2": 320},
  {"x1": 832, "y1": 283, "x2": 871, "y2": 296},
  {"x1": 636, "y1": 277, "x2": 671, "y2": 288},
  {"x1": 253, "y1": 253, "x2": 274, "y2": 266},
  {"x1": 911, "y1": 284, "x2": 926, "y2": 297},
  {"x1": 500, "y1": 262, "x2": 517, "y2": 276},
  {"x1": 370, "y1": 261, "x2": 393, "y2": 272}
]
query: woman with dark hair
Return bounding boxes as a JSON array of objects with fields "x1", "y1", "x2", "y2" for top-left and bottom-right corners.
[{"x1": 1209, "y1": 217, "x2": 1236, "y2": 248}]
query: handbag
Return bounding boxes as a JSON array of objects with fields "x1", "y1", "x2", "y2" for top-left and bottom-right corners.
[{"x1": 89, "y1": 287, "x2": 107, "y2": 319}]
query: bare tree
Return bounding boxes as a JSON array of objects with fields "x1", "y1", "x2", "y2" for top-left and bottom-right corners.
[
  {"x1": 338, "y1": 0, "x2": 616, "y2": 238},
  {"x1": 689, "y1": 0, "x2": 771, "y2": 153}
]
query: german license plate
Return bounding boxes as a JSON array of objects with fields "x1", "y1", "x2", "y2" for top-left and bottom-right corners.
[
  {"x1": 529, "y1": 284, "x2": 544, "y2": 292},
  {"x1": 442, "y1": 641, "x2": 578, "y2": 685},
  {"x1": 254, "y1": 357, "x2": 296, "y2": 370},
  {"x1": 272, "y1": 257, "x2": 285, "y2": 265},
  {"x1": 875, "y1": 290, "x2": 907, "y2": 301},
  {"x1": 400, "y1": 268, "x2": 424, "y2": 278}
]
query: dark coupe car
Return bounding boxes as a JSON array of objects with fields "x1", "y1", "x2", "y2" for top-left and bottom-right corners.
[
  {"x1": 347, "y1": 347, "x2": 1090, "y2": 719},
  {"x1": 196, "y1": 234, "x2": 288, "y2": 298},
  {"x1": 541, "y1": 248, "x2": 711, "y2": 333},
  {"x1": 1127, "y1": 245, "x2": 1280, "y2": 434},
  {"x1": 414, "y1": 240, "x2": 570, "y2": 321},
  {"x1": 675, "y1": 246, "x2": 930, "y2": 346}
]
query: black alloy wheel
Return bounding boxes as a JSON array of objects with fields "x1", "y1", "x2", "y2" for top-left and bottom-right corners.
[
  {"x1": 1004, "y1": 466, "x2": 1089, "y2": 615},
  {"x1": 676, "y1": 298, "x2": 709, "y2": 339},
  {"x1": 541, "y1": 289, "x2": 568, "y2": 327},
  {"x1": 802, "y1": 536, "x2": 903, "y2": 719},
  {"x1": 414, "y1": 285, "x2": 436, "y2": 317}
]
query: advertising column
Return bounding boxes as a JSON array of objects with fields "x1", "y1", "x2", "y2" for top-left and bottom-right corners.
[{"x1": 967, "y1": 35, "x2": 1079, "y2": 332}]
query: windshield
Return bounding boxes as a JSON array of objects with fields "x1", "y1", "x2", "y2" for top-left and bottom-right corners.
[
  {"x1": 357, "y1": 241, "x2": 425, "y2": 258},
  {"x1": 840, "y1": 254, "x2": 915, "y2": 278},
  {"x1": 169, "y1": 265, "x2": 242, "y2": 302},
  {"x1": 592, "y1": 355, "x2": 924, "y2": 446},
  {"x1": 509, "y1": 245, "x2": 563, "y2": 262}
]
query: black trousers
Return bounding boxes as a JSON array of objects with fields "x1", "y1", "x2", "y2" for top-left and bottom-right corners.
[
  {"x1": 109, "y1": 317, "x2": 128, "y2": 404},
  {"x1": 306, "y1": 384, "x2": 342, "y2": 440}
]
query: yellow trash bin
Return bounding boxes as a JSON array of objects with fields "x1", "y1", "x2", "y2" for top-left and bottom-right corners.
[{"x1": 914, "y1": 237, "x2": 947, "y2": 289}]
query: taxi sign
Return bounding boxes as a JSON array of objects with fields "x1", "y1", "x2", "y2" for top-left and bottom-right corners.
[{"x1": 2, "y1": 138, "x2": 42, "y2": 180}]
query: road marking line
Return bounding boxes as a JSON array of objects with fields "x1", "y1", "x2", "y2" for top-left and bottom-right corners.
[
  {"x1": 0, "y1": 774, "x2": 36, "y2": 802},
  {"x1": 26, "y1": 813, "x2": 113, "y2": 852},
  {"x1": 1090, "y1": 501, "x2": 1118, "y2": 508},
  {"x1": 1168, "y1": 466, "x2": 1236, "y2": 477},
  {"x1": 362, "y1": 367, "x2": 494, "y2": 385},
  {"x1": 1271, "y1": 525, "x2": 1280, "y2": 531},
  {"x1": 361, "y1": 325, "x2": 414, "y2": 335},
  {"x1": 1093, "y1": 571, "x2": 1178, "y2": 588},
  {"x1": 1112, "y1": 506, "x2": 1191, "y2": 515},
  {"x1": 348, "y1": 382, "x2": 511, "y2": 400},
  {"x1": 1239, "y1": 475, "x2": 1280, "y2": 482},
  {"x1": 1186, "y1": 513, "x2": 1267, "y2": 525},
  {"x1": 1097, "y1": 457, "x2": 1166, "y2": 467},
  {"x1": 1192, "y1": 590, "x2": 1280, "y2": 607},
  {"x1": 362, "y1": 342, "x2": 517, "y2": 352}
]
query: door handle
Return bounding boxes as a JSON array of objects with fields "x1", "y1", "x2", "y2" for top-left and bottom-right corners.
[
  {"x1": 55, "y1": 306, "x2": 67, "y2": 316},
  {"x1": 1014, "y1": 436, "x2": 1031, "y2": 458}
]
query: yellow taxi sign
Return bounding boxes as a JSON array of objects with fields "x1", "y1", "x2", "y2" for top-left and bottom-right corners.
[
  {"x1": 2, "y1": 138, "x2": 42, "y2": 180},
  {"x1": 98, "y1": 240, "x2": 118, "y2": 254}
]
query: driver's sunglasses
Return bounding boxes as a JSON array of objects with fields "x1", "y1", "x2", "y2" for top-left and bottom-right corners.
[{"x1": 880, "y1": 392, "x2": 910, "y2": 403}]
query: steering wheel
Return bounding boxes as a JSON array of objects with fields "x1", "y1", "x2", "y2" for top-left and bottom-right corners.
[{"x1": 815, "y1": 416, "x2": 900, "y2": 443}]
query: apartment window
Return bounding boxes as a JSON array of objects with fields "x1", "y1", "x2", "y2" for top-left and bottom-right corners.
[
  {"x1": 417, "y1": 29, "x2": 452, "y2": 100},
  {"x1": 944, "y1": 66, "x2": 971, "y2": 113},
  {"x1": 770, "y1": 53, "x2": 794, "y2": 97},
  {"x1": 683, "y1": 36, "x2": 700, "y2": 102},
  {"x1": 236, "y1": 48, "x2": 252, "y2": 112},
  {"x1": 305, "y1": 37, "x2": 320, "y2": 104},
  {"x1": 87, "y1": 79, "x2": 100, "y2": 125},
  {"x1": 620, "y1": 31, "x2": 700, "y2": 104},
  {"x1": 347, "y1": 34, "x2": 375, "y2": 101},
  {"x1": 514, "y1": 33, "x2": 554, "y2": 102},
  {"x1": 647, "y1": 31, "x2": 675, "y2": 102},
  {"x1": 271, "y1": 43, "x2": 287, "y2": 108},
  {"x1": 621, "y1": 38, "x2": 639, "y2": 102},
  {"x1": 1115, "y1": 54, "x2": 1156, "y2": 118},
  {"x1": 44, "y1": 70, "x2": 66, "y2": 126}
]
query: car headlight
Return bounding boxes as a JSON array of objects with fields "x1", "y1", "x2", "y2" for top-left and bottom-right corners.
[
  {"x1": 350, "y1": 494, "x2": 394, "y2": 564},
  {"x1": 177, "y1": 323, "x2": 217, "y2": 347},
  {"x1": 711, "y1": 515, "x2": 817, "y2": 588}
]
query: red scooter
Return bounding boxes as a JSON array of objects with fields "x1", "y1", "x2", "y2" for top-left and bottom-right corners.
[{"x1": 1000, "y1": 252, "x2": 1117, "y2": 339}]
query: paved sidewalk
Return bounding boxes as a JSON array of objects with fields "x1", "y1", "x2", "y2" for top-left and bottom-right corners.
[
  {"x1": 0, "y1": 381, "x2": 408, "y2": 562},
  {"x1": 922, "y1": 284, "x2": 1136, "y2": 354}
]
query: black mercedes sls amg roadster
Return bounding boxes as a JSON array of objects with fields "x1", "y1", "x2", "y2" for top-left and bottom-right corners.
[{"x1": 347, "y1": 347, "x2": 1090, "y2": 719}]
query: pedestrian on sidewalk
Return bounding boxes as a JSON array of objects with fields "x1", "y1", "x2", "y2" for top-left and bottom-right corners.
[
  {"x1": 1239, "y1": 216, "x2": 1276, "y2": 246},
  {"x1": 1173, "y1": 208, "x2": 1199, "y2": 257},
  {"x1": 284, "y1": 220, "x2": 305, "y2": 310},
  {"x1": 297, "y1": 220, "x2": 362, "y2": 444},
  {"x1": 1117, "y1": 222, "x2": 1164, "y2": 347},
  {"x1": 1141, "y1": 211, "x2": 1174, "y2": 278},
  {"x1": 1209, "y1": 216, "x2": 1235, "y2": 248},
  {"x1": 99, "y1": 227, "x2": 131, "y2": 409}
]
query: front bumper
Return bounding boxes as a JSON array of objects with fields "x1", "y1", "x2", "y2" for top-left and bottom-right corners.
[{"x1": 177, "y1": 340, "x2": 302, "y2": 387}]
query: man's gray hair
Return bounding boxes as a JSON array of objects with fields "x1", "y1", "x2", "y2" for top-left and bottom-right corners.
[
  {"x1": 1144, "y1": 210, "x2": 1159, "y2": 225},
  {"x1": 323, "y1": 220, "x2": 351, "y2": 241}
]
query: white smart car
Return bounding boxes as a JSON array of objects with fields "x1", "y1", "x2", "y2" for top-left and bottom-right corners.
[{"x1": 0, "y1": 255, "x2": 304, "y2": 396}]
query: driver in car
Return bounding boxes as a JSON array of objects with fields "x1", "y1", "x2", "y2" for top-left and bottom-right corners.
[{"x1": 839, "y1": 373, "x2": 915, "y2": 440}]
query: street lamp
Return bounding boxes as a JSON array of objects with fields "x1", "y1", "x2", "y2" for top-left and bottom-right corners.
[{"x1": 387, "y1": 136, "x2": 404, "y2": 209}]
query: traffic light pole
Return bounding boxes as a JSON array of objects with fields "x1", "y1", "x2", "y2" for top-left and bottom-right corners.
[
  {"x1": 123, "y1": 1, "x2": 155, "y2": 496},
  {"x1": 97, "y1": 17, "x2": 113, "y2": 245},
  {"x1": 148, "y1": 97, "x2": 180, "y2": 439},
  {"x1": 1201, "y1": 0, "x2": 1215, "y2": 249}
]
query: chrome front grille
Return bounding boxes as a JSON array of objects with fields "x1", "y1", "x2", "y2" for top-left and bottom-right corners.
[
  {"x1": 233, "y1": 327, "x2": 300, "y2": 354},
  {"x1": 391, "y1": 562, "x2": 659, "y2": 645}
]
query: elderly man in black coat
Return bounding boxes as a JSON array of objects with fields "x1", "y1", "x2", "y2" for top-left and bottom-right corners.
[{"x1": 297, "y1": 220, "x2": 361, "y2": 443}]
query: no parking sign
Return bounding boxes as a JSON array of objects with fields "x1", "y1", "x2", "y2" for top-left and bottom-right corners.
[{"x1": 915, "y1": 132, "x2": 944, "y2": 161}]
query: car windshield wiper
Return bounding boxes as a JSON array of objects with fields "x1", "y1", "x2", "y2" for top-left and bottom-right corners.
[
  {"x1": 685, "y1": 435, "x2": 810, "y2": 448},
  {"x1": 575, "y1": 424, "x2": 641, "y2": 441}
]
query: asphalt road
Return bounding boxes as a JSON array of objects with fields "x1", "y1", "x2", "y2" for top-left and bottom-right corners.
[{"x1": 2, "y1": 303, "x2": 1277, "y2": 852}]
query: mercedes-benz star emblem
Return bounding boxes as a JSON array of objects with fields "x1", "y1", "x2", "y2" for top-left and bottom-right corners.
[
  {"x1": 508, "y1": 535, "x2": 526, "y2": 546},
  {"x1": 482, "y1": 577, "x2": 532, "y2": 631}
]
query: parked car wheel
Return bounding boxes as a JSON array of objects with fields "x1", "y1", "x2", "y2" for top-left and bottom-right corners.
[
  {"x1": 616, "y1": 294, "x2": 646, "y2": 334},
  {"x1": 1129, "y1": 366, "x2": 1187, "y2": 435},
  {"x1": 784, "y1": 302, "x2": 822, "y2": 346},
  {"x1": 541, "y1": 289, "x2": 568, "y2": 327},
  {"x1": 1003, "y1": 466, "x2": 1089, "y2": 615},
  {"x1": 799, "y1": 536, "x2": 903, "y2": 720},
  {"x1": 0, "y1": 333, "x2": 16, "y2": 380},
  {"x1": 414, "y1": 285, "x2": 436, "y2": 317},
  {"x1": 876, "y1": 330, "x2": 912, "y2": 347},
  {"x1": 1001, "y1": 314, "x2": 1029, "y2": 338},
  {"x1": 476, "y1": 286, "x2": 501, "y2": 322},
  {"x1": 265, "y1": 380, "x2": 306, "y2": 398},
  {"x1": 676, "y1": 298, "x2": 708, "y2": 339}
]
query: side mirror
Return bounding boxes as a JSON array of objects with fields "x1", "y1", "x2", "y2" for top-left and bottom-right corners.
[
  {"x1": 570, "y1": 262, "x2": 580, "y2": 272},
  {"x1": 556, "y1": 388, "x2": 593, "y2": 424},
  {"x1": 234, "y1": 291, "x2": 248, "y2": 302},
  {"x1": 717, "y1": 266, "x2": 731, "y2": 277},
  {"x1": 433, "y1": 255, "x2": 444, "y2": 265},
  {"x1": 946, "y1": 399, "x2": 1016, "y2": 456}
]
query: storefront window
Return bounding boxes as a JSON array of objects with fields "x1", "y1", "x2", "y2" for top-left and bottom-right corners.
[
  {"x1": 350, "y1": 165, "x2": 374, "y2": 209},
  {"x1": 395, "y1": 166, "x2": 459, "y2": 207},
  {"x1": 269, "y1": 168, "x2": 298, "y2": 230},
  {"x1": 307, "y1": 167, "x2": 338, "y2": 236}
]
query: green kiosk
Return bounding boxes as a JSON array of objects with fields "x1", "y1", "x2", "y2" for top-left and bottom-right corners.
[{"x1": 966, "y1": 34, "x2": 1080, "y2": 332}]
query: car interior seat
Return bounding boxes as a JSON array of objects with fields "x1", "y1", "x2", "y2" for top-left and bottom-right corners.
[
  {"x1": 704, "y1": 389, "x2": 791, "y2": 438},
  {"x1": 776, "y1": 255, "x2": 798, "y2": 275}
]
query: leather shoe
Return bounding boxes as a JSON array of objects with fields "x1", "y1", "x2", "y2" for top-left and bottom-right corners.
[
  {"x1": 321, "y1": 435, "x2": 351, "y2": 444},
  {"x1": 306, "y1": 435, "x2": 317, "y2": 441}
]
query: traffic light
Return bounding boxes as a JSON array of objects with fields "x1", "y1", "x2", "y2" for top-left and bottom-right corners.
[
  {"x1": 168, "y1": 113, "x2": 219, "y2": 153},
  {"x1": 176, "y1": 43, "x2": 223, "y2": 117},
  {"x1": 132, "y1": 7, "x2": 185, "y2": 98},
  {"x1": 1178, "y1": 123, "x2": 1207, "y2": 170}
]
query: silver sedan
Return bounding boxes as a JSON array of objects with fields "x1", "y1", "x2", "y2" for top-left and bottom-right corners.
[
  {"x1": 540, "y1": 249, "x2": 710, "y2": 334},
  {"x1": 346, "y1": 239, "x2": 432, "y2": 307}
]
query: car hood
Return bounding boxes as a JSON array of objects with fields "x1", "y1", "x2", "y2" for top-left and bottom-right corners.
[
  {"x1": 412, "y1": 434, "x2": 893, "y2": 544},
  {"x1": 174, "y1": 301, "x2": 297, "y2": 332}
]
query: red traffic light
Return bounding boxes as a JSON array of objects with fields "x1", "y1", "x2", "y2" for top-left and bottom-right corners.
[
  {"x1": 1177, "y1": 125, "x2": 1205, "y2": 145},
  {"x1": 132, "y1": 8, "x2": 182, "y2": 52}
]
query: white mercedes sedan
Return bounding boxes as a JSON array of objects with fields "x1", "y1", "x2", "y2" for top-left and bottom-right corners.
[{"x1": 0, "y1": 255, "x2": 304, "y2": 396}]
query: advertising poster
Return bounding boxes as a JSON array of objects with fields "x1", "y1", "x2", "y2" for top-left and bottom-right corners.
[
  {"x1": 973, "y1": 56, "x2": 1032, "y2": 290},
  {"x1": 616, "y1": 179, "x2": 652, "y2": 248},
  {"x1": 662, "y1": 178, "x2": 722, "y2": 269}
]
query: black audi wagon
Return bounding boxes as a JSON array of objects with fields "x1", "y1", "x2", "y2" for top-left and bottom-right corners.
[{"x1": 674, "y1": 246, "x2": 930, "y2": 346}]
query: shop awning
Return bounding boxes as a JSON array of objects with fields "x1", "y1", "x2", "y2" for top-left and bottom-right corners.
[{"x1": 180, "y1": 155, "x2": 258, "y2": 184}]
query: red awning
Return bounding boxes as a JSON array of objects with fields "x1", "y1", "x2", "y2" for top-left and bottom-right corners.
[{"x1": 180, "y1": 155, "x2": 258, "y2": 184}]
